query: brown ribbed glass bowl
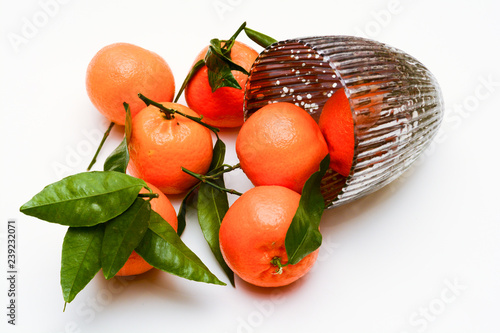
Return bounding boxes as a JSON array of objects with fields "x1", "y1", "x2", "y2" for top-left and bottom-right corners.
[{"x1": 244, "y1": 36, "x2": 444, "y2": 208}]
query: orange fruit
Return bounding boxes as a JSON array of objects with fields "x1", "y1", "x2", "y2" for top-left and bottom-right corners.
[
  {"x1": 219, "y1": 186, "x2": 319, "y2": 287},
  {"x1": 86, "y1": 43, "x2": 175, "y2": 125},
  {"x1": 127, "y1": 102, "x2": 213, "y2": 194},
  {"x1": 318, "y1": 89, "x2": 355, "y2": 177},
  {"x1": 184, "y1": 41, "x2": 258, "y2": 128},
  {"x1": 236, "y1": 102, "x2": 328, "y2": 193},
  {"x1": 116, "y1": 183, "x2": 178, "y2": 277},
  {"x1": 115, "y1": 251, "x2": 153, "y2": 277}
]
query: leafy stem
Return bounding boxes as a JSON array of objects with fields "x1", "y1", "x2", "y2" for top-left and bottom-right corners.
[
  {"x1": 181, "y1": 167, "x2": 242, "y2": 196},
  {"x1": 223, "y1": 21, "x2": 247, "y2": 50},
  {"x1": 137, "y1": 184, "x2": 158, "y2": 201},
  {"x1": 172, "y1": 21, "x2": 275, "y2": 101},
  {"x1": 205, "y1": 163, "x2": 240, "y2": 179},
  {"x1": 87, "y1": 122, "x2": 115, "y2": 171},
  {"x1": 138, "y1": 93, "x2": 220, "y2": 138},
  {"x1": 285, "y1": 155, "x2": 329, "y2": 265},
  {"x1": 137, "y1": 192, "x2": 159, "y2": 200}
]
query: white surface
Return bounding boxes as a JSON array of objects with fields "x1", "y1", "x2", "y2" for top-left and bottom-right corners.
[{"x1": 1, "y1": 0, "x2": 499, "y2": 332}]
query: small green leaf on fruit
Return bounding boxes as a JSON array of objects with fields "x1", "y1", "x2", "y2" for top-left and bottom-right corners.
[
  {"x1": 210, "y1": 138, "x2": 226, "y2": 171},
  {"x1": 285, "y1": 155, "x2": 330, "y2": 265},
  {"x1": 206, "y1": 38, "x2": 250, "y2": 75},
  {"x1": 103, "y1": 104, "x2": 132, "y2": 173},
  {"x1": 206, "y1": 55, "x2": 241, "y2": 92},
  {"x1": 103, "y1": 137, "x2": 129, "y2": 173},
  {"x1": 204, "y1": 38, "x2": 250, "y2": 93}
]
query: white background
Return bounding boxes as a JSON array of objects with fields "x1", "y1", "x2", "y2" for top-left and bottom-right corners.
[{"x1": 1, "y1": 0, "x2": 499, "y2": 332}]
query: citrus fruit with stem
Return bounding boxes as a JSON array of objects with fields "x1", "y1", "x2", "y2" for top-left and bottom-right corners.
[
  {"x1": 184, "y1": 41, "x2": 258, "y2": 128},
  {"x1": 86, "y1": 43, "x2": 175, "y2": 125},
  {"x1": 236, "y1": 102, "x2": 328, "y2": 193},
  {"x1": 116, "y1": 182, "x2": 178, "y2": 276},
  {"x1": 219, "y1": 185, "x2": 319, "y2": 287},
  {"x1": 318, "y1": 89, "x2": 355, "y2": 177},
  {"x1": 127, "y1": 102, "x2": 213, "y2": 195}
]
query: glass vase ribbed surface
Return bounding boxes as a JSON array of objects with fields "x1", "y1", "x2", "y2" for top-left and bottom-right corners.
[{"x1": 244, "y1": 36, "x2": 444, "y2": 208}]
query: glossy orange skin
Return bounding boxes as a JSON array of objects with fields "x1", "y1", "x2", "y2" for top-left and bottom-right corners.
[
  {"x1": 236, "y1": 102, "x2": 328, "y2": 193},
  {"x1": 219, "y1": 186, "x2": 319, "y2": 287},
  {"x1": 185, "y1": 41, "x2": 258, "y2": 128},
  {"x1": 128, "y1": 102, "x2": 213, "y2": 194},
  {"x1": 116, "y1": 183, "x2": 178, "y2": 276},
  {"x1": 86, "y1": 43, "x2": 175, "y2": 125},
  {"x1": 318, "y1": 89, "x2": 355, "y2": 177}
]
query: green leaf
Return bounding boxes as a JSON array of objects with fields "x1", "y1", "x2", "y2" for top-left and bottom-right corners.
[
  {"x1": 206, "y1": 57, "x2": 242, "y2": 92},
  {"x1": 196, "y1": 138, "x2": 234, "y2": 286},
  {"x1": 206, "y1": 38, "x2": 250, "y2": 75},
  {"x1": 104, "y1": 104, "x2": 131, "y2": 173},
  {"x1": 176, "y1": 185, "x2": 197, "y2": 237},
  {"x1": 285, "y1": 155, "x2": 330, "y2": 265},
  {"x1": 103, "y1": 137, "x2": 128, "y2": 173},
  {"x1": 215, "y1": 22, "x2": 246, "y2": 57},
  {"x1": 174, "y1": 59, "x2": 206, "y2": 103},
  {"x1": 204, "y1": 38, "x2": 250, "y2": 92},
  {"x1": 225, "y1": 22, "x2": 247, "y2": 50},
  {"x1": 124, "y1": 102, "x2": 132, "y2": 144},
  {"x1": 197, "y1": 178, "x2": 234, "y2": 287},
  {"x1": 61, "y1": 224, "x2": 105, "y2": 304},
  {"x1": 20, "y1": 171, "x2": 146, "y2": 227},
  {"x1": 244, "y1": 27, "x2": 277, "y2": 48},
  {"x1": 209, "y1": 138, "x2": 226, "y2": 171},
  {"x1": 136, "y1": 211, "x2": 226, "y2": 286},
  {"x1": 101, "y1": 198, "x2": 151, "y2": 279},
  {"x1": 175, "y1": 22, "x2": 248, "y2": 97}
]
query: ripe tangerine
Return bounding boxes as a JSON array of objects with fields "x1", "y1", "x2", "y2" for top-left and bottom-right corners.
[
  {"x1": 318, "y1": 89, "x2": 355, "y2": 177},
  {"x1": 236, "y1": 102, "x2": 328, "y2": 193},
  {"x1": 86, "y1": 43, "x2": 175, "y2": 125},
  {"x1": 219, "y1": 185, "x2": 319, "y2": 287},
  {"x1": 185, "y1": 41, "x2": 258, "y2": 128},
  {"x1": 127, "y1": 102, "x2": 213, "y2": 195}
]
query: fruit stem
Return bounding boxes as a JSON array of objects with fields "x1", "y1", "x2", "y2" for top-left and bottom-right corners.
[
  {"x1": 138, "y1": 185, "x2": 159, "y2": 201},
  {"x1": 271, "y1": 257, "x2": 287, "y2": 275},
  {"x1": 159, "y1": 108, "x2": 177, "y2": 120},
  {"x1": 205, "y1": 163, "x2": 241, "y2": 179},
  {"x1": 137, "y1": 192, "x2": 159, "y2": 199},
  {"x1": 181, "y1": 167, "x2": 242, "y2": 196},
  {"x1": 87, "y1": 122, "x2": 115, "y2": 171},
  {"x1": 138, "y1": 93, "x2": 220, "y2": 136},
  {"x1": 138, "y1": 93, "x2": 175, "y2": 119},
  {"x1": 223, "y1": 21, "x2": 247, "y2": 50}
]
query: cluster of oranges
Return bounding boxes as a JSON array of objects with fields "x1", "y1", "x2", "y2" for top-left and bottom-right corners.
[{"x1": 85, "y1": 40, "x2": 355, "y2": 288}]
